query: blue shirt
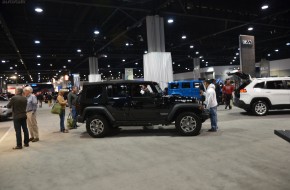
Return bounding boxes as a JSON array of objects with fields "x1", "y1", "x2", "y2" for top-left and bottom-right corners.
[{"x1": 26, "y1": 94, "x2": 38, "y2": 112}]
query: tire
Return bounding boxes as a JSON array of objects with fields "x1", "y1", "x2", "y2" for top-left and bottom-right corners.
[
  {"x1": 252, "y1": 101, "x2": 268, "y2": 116},
  {"x1": 175, "y1": 112, "x2": 201, "y2": 136},
  {"x1": 86, "y1": 115, "x2": 110, "y2": 138}
]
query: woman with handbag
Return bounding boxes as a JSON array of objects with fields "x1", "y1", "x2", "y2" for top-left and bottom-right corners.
[{"x1": 57, "y1": 90, "x2": 68, "y2": 133}]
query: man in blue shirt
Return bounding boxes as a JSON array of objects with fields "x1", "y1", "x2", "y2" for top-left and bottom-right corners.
[{"x1": 24, "y1": 86, "x2": 39, "y2": 142}]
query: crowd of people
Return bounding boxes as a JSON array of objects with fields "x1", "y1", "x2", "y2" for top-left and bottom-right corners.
[{"x1": 6, "y1": 86, "x2": 79, "y2": 150}]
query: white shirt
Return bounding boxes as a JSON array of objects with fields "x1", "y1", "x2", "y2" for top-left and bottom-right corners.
[{"x1": 204, "y1": 84, "x2": 218, "y2": 109}]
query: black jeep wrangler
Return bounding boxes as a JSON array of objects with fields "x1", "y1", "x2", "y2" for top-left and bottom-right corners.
[{"x1": 76, "y1": 80, "x2": 209, "y2": 138}]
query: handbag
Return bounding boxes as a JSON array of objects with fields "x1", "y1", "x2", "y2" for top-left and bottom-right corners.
[
  {"x1": 51, "y1": 102, "x2": 62, "y2": 114},
  {"x1": 66, "y1": 113, "x2": 74, "y2": 129}
]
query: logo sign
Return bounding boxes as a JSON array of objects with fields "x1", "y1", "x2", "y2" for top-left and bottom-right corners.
[{"x1": 242, "y1": 40, "x2": 253, "y2": 46}]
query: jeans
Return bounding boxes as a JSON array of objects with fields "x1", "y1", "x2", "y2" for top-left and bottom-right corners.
[
  {"x1": 59, "y1": 109, "x2": 65, "y2": 132},
  {"x1": 13, "y1": 117, "x2": 29, "y2": 147},
  {"x1": 209, "y1": 106, "x2": 218, "y2": 130},
  {"x1": 71, "y1": 105, "x2": 77, "y2": 128}
]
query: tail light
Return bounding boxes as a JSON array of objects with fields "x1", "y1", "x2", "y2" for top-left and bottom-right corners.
[{"x1": 240, "y1": 88, "x2": 247, "y2": 93}]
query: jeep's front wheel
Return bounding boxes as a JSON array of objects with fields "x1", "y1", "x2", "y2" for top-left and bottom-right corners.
[
  {"x1": 86, "y1": 115, "x2": 109, "y2": 138},
  {"x1": 252, "y1": 101, "x2": 268, "y2": 116},
  {"x1": 175, "y1": 112, "x2": 201, "y2": 136}
]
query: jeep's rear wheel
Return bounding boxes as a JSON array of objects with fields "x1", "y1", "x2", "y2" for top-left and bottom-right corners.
[
  {"x1": 86, "y1": 115, "x2": 109, "y2": 138},
  {"x1": 175, "y1": 112, "x2": 201, "y2": 136},
  {"x1": 252, "y1": 101, "x2": 268, "y2": 116}
]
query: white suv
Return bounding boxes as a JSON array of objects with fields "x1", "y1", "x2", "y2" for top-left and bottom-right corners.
[{"x1": 231, "y1": 72, "x2": 290, "y2": 116}]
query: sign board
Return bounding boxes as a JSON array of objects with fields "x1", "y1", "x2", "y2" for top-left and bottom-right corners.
[
  {"x1": 125, "y1": 68, "x2": 134, "y2": 80},
  {"x1": 242, "y1": 39, "x2": 253, "y2": 46}
]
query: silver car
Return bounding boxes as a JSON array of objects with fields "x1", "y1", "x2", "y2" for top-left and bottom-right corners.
[{"x1": 0, "y1": 96, "x2": 12, "y2": 120}]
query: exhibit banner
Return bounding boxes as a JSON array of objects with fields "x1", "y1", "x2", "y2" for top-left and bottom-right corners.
[{"x1": 125, "y1": 68, "x2": 134, "y2": 80}]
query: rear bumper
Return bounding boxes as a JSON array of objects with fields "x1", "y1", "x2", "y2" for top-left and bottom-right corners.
[
  {"x1": 77, "y1": 115, "x2": 85, "y2": 123},
  {"x1": 233, "y1": 98, "x2": 250, "y2": 110}
]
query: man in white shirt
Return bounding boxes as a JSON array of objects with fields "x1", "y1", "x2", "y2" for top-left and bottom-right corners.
[{"x1": 204, "y1": 80, "x2": 218, "y2": 132}]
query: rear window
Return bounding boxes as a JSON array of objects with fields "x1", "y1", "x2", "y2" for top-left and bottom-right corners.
[
  {"x1": 254, "y1": 82, "x2": 265, "y2": 88},
  {"x1": 170, "y1": 83, "x2": 179, "y2": 89},
  {"x1": 266, "y1": 80, "x2": 284, "y2": 89},
  {"x1": 85, "y1": 85, "x2": 103, "y2": 101},
  {"x1": 181, "y1": 82, "x2": 190, "y2": 88}
]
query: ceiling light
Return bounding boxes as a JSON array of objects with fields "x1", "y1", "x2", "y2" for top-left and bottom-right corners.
[
  {"x1": 248, "y1": 27, "x2": 254, "y2": 31},
  {"x1": 125, "y1": 43, "x2": 129, "y2": 46},
  {"x1": 199, "y1": 56, "x2": 203, "y2": 59},
  {"x1": 261, "y1": 5, "x2": 269, "y2": 10},
  {"x1": 267, "y1": 54, "x2": 271, "y2": 56},
  {"x1": 135, "y1": 62, "x2": 138, "y2": 65},
  {"x1": 68, "y1": 59, "x2": 71, "y2": 62},
  {"x1": 206, "y1": 62, "x2": 208, "y2": 64},
  {"x1": 108, "y1": 65, "x2": 110, "y2": 68},
  {"x1": 77, "y1": 49, "x2": 81, "y2": 53},
  {"x1": 167, "y1": 19, "x2": 174, "y2": 23},
  {"x1": 1, "y1": 60, "x2": 5, "y2": 63},
  {"x1": 104, "y1": 55, "x2": 107, "y2": 58},
  {"x1": 37, "y1": 63, "x2": 41, "y2": 66},
  {"x1": 190, "y1": 45, "x2": 194, "y2": 48},
  {"x1": 38, "y1": 73, "x2": 40, "y2": 75},
  {"x1": 50, "y1": 64, "x2": 52, "y2": 66},
  {"x1": 181, "y1": 35, "x2": 186, "y2": 39},
  {"x1": 286, "y1": 43, "x2": 290, "y2": 46},
  {"x1": 202, "y1": 59, "x2": 204, "y2": 62},
  {"x1": 34, "y1": 40, "x2": 40, "y2": 44},
  {"x1": 35, "y1": 8, "x2": 43, "y2": 13},
  {"x1": 195, "y1": 51, "x2": 199, "y2": 54},
  {"x1": 234, "y1": 57, "x2": 236, "y2": 59},
  {"x1": 178, "y1": 64, "x2": 180, "y2": 67},
  {"x1": 236, "y1": 53, "x2": 239, "y2": 55},
  {"x1": 37, "y1": 55, "x2": 41, "y2": 58},
  {"x1": 63, "y1": 66, "x2": 66, "y2": 68},
  {"x1": 230, "y1": 62, "x2": 232, "y2": 64},
  {"x1": 144, "y1": 51, "x2": 148, "y2": 54},
  {"x1": 205, "y1": 64, "x2": 208, "y2": 67},
  {"x1": 275, "y1": 49, "x2": 279, "y2": 52},
  {"x1": 109, "y1": 70, "x2": 111, "y2": 73},
  {"x1": 122, "y1": 59, "x2": 125, "y2": 62},
  {"x1": 94, "y1": 30, "x2": 100, "y2": 35}
]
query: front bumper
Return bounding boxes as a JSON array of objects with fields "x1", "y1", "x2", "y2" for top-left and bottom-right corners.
[{"x1": 201, "y1": 109, "x2": 210, "y2": 122}]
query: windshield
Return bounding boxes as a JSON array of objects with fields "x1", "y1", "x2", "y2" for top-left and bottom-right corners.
[{"x1": 154, "y1": 84, "x2": 163, "y2": 94}]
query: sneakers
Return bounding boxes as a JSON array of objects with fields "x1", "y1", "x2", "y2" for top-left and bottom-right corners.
[
  {"x1": 31, "y1": 138, "x2": 39, "y2": 142},
  {"x1": 208, "y1": 129, "x2": 217, "y2": 132},
  {"x1": 29, "y1": 138, "x2": 34, "y2": 142},
  {"x1": 24, "y1": 144, "x2": 29, "y2": 147}
]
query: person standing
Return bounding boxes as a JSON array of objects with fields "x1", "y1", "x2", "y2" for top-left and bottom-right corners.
[
  {"x1": 204, "y1": 80, "x2": 218, "y2": 132},
  {"x1": 46, "y1": 92, "x2": 53, "y2": 107},
  {"x1": 68, "y1": 86, "x2": 78, "y2": 129},
  {"x1": 7, "y1": 87, "x2": 29, "y2": 149},
  {"x1": 222, "y1": 79, "x2": 235, "y2": 109},
  {"x1": 57, "y1": 90, "x2": 68, "y2": 133},
  {"x1": 24, "y1": 86, "x2": 39, "y2": 142},
  {"x1": 37, "y1": 92, "x2": 44, "y2": 108}
]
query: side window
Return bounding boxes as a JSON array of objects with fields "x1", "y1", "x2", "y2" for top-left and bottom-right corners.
[
  {"x1": 285, "y1": 81, "x2": 290, "y2": 89},
  {"x1": 254, "y1": 82, "x2": 265, "y2": 88},
  {"x1": 266, "y1": 80, "x2": 284, "y2": 89},
  {"x1": 181, "y1": 82, "x2": 190, "y2": 88},
  {"x1": 170, "y1": 83, "x2": 179, "y2": 89},
  {"x1": 107, "y1": 84, "x2": 128, "y2": 97}
]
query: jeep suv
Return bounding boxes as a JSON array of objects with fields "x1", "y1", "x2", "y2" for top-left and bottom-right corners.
[
  {"x1": 229, "y1": 72, "x2": 290, "y2": 116},
  {"x1": 76, "y1": 80, "x2": 209, "y2": 138}
]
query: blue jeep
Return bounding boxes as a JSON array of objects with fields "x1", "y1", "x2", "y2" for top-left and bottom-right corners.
[{"x1": 168, "y1": 80, "x2": 205, "y2": 99}]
